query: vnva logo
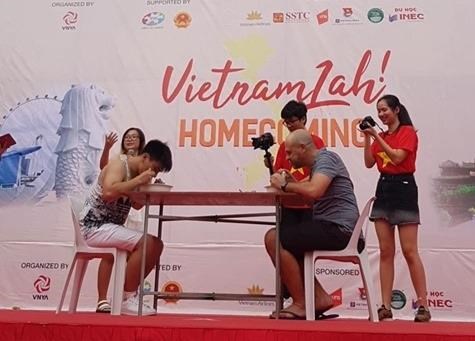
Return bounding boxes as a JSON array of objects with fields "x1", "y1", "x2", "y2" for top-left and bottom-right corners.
[
  {"x1": 62, "y1": 11, "x2": 78, "y2": 31},
  {"x1": 33, "y1": 275, "x2": 51, "y2": 300}
]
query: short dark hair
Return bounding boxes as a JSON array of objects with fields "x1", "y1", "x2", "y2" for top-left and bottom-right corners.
[
  {"x1": 141, "y1": 139, "x2": 173, "y2": 172},
  {"x1": 281, "y1": 100, "x2": 308, "y2": 120},
  {"x1": 121, "y1": 127, "x2": 146, "y2": 154}
]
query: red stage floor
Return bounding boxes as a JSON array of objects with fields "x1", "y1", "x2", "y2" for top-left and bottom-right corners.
[{"x1": 1, "y1": 310, "x2": 475, "y2": 341}]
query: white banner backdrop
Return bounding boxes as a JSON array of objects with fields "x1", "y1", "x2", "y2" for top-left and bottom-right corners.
[{"x1": 1, "y1": 0, "x2": 475, "y2": 321}]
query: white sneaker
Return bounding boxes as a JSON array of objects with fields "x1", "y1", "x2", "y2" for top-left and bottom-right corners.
[{"x1": 121, "y1": 295, "x2": 156, "y2": 316}]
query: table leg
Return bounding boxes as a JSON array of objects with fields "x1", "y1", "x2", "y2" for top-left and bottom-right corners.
[
  {"x1": 138, "y1": 194, "x2": 151, "y2": 316},
  {"x1": 153, "y1": 204, "x2": 164, "y2": 309},
  {"x1": 275, "y1": 200, "x2": 282, "y2": 319}
]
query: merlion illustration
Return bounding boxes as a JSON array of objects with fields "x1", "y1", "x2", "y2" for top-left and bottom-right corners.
[{"x1": 54, "y1": 84, "x2": 115, "y2": 198}]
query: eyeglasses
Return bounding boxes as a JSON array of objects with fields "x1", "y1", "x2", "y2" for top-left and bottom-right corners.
[
  {"x1": 124, "y1": 135, "x2": 140, "y2": 140},
  {"x1": 283, "y1": 118, "x2": 301, "y2": 127}
]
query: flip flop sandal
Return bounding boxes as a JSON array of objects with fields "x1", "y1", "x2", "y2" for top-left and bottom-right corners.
[
  {"x1": 315, "y1": 312, "x2": 339, "y2": 320},
  {"x1": 269, "y1": 309, "x2": 306, "y2": 320},
  {"x1": 96, "y1": 300, "x2": 111, "y2": 313}
]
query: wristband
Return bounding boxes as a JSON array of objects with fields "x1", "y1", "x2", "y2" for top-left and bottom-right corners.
[{"x1": 281, "y1": 181, "x2": 289, "y2": 192}]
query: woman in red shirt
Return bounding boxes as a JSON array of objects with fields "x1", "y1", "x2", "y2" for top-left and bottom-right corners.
[{"x1": 362, "y1": 95, "x2": 431, "y2": 322}]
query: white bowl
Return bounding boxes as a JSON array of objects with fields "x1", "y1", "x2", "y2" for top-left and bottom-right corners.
[{"x1": 139, "y1": 183, "x2": 173, "y2": 192}]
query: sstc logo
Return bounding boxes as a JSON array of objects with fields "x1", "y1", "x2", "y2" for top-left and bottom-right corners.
[
  {"x1": 285, "y1": 11, "x2": 310, "y2": 21},
  {"x1": 63, "y1": 11, "x2": 78, "y2": 25},
  {"x1": 34, "y1": 275, "x2": 51, "y2": 293}
]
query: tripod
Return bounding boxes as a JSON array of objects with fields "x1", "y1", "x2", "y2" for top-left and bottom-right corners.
[{"x1": 264, "y1": 148, "x2": 274, "y2": 176}]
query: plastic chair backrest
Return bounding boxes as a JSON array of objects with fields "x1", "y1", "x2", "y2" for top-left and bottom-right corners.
[
  {"x1": 68, "y1": 194, "x2": 88, "y2": 248},
  {"x1": 346, "y1": 197, "x2": 375, "y2": 250}
]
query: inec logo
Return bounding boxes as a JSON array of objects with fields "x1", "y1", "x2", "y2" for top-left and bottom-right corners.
[{"x1": 367, "y1": 8, "x2": 384, "y2": 23}]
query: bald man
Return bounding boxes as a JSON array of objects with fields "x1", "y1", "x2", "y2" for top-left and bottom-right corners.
[{"x1": 265, "y1": 129, "x2": 363, "y2": 320}]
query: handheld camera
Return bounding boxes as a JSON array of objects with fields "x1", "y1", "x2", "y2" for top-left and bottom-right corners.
[{"x1": 251, "y1": 133, "x2": 275, "y2": 176}]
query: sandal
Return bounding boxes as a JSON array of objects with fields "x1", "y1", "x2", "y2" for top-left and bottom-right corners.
[
  {"x1": 269, "y1": 304, "x2": 306, "y2": 320},
  {"x1": 314, "y1": 303, "x2": 338, "y2": 320},
  {"x1": 96, "y1": 300, "x2": 111, "y2": 313},
  {"x1": 315, "y1": 310, "x2": 339, "y2": 320}
]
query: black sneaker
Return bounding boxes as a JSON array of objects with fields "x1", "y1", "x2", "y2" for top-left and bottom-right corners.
[
  {"x1": 377, "y1": 305, "x2": 393, "y2": 321},
  {"x1": 414, "y1": 306, "x2": 431, "y2": 322}
]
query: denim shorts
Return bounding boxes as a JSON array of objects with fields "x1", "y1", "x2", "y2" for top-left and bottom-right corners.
[{"x1": 369, "y1": 173, "x2": 420, "y2": 226}]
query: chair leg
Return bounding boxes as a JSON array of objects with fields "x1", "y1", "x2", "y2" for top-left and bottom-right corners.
[
  {"x1": 358, "y1": 251, "x2": 378, "y2": 322},
  {"x1": 68, "y1": 257, "x2": 89, "y2": 313},
  {"x1": 111, "y1": 251, "x2": 127, "y2": 315},
  {"x1": 56, "y1": 255, "x2": 77, "y2": 314},
  {"x1": 304, "y1": 252, "x2": 316, "y2": 320}
]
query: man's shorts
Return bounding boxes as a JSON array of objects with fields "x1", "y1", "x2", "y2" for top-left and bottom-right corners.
[
  {"x1": 370, "y1": 173, "x2": 420, "y2": 226},
  {"x1": 279, "y1": 208, "x2": 362, "y2": 259},
  {"x1": 85, "y1": 223, "x2": 143, "y2": 252}
]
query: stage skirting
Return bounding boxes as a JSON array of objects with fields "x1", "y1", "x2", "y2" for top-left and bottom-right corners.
[{"x1": 1, "y1": 310, "x2": 475, "y2": 341}]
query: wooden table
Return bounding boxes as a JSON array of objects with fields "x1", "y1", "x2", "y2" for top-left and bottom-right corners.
[{"x1": 128, "y1": 190, "x2": 302, "y2": 317}]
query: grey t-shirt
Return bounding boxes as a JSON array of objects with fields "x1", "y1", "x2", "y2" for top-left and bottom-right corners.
[{"x1": 312, "y1": 149, "x2": 359, "y2": 234}]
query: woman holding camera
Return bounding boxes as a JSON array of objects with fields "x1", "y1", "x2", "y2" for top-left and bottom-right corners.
[{"x1": 361, "y1": 94, "x2": 431, "y2": 322}]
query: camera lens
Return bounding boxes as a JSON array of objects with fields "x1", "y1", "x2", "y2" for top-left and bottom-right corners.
[{"x1": 359, "y1": 116, "x2": 375, "y2": 130}]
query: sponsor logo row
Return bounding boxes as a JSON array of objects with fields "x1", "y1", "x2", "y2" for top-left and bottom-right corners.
[
  {"x1": 27, "y1": 272, "x2": 454, "y2": 313},
  {"x1": 244, "y1": 7, "x2": 425, "y2": 26},
  {"x1": 57, "y1": 7, "x2": 424, "y2": 31},
  {"x1": 51, "y1": 0, "x2": 191, "y2": 7},
  {"x1": 17, "y1": 261, "x2": 452, "y2": 313}
]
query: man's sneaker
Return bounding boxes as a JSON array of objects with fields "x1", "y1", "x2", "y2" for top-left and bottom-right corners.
[
  {"x1": 414, "y1": 306, "x2": 431, "y2": 322},
  {"x1": 121, "y1": 295, "x2": 156, "y2": 316},
  {"x1": 378, "y1": 305, "x2": 393, "y2": 321}
]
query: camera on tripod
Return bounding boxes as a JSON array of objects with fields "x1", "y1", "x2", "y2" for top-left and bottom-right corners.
[
  {"x1": 252, "y1": 132, "x2": 275, "y2": 176},
  {"x1": 251, "y1": 132, "x2": 275, "y2": 151},
  {"x1": 359, "y1": 116, "x2": 377, "y2": 130}
]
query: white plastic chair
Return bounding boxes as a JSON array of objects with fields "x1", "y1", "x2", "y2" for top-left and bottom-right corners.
[
  {"x1": 56, "y1": 195, "x2": 127, "y2": 315},
  {"x1": 303, "y1": 197, "x2": 378, "y2": 321}
]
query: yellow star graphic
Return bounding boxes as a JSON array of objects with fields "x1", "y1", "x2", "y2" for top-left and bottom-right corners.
[
  {"x1": 290, "y1": 167, "x2": 305, "y2": 175},
  {"x1": 377, "y1": 152, "x2": 395, "y2": 168}
]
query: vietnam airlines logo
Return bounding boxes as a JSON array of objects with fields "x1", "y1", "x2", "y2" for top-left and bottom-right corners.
[
  {"x1": 247, "y1": 11, "x2": 262, "y2": 20},
  {"x1": 247, "y1": 284, "x2": 264, "y2": 295}
]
